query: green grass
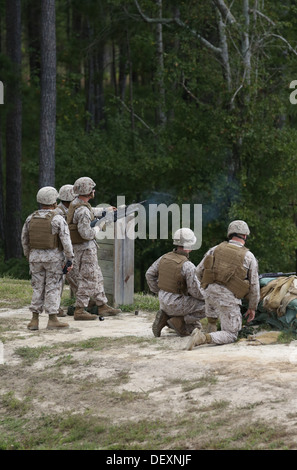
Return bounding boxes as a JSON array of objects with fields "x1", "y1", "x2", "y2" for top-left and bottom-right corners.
[
  {"x1": 0, "y1": 278, "x2": 33, "y2": 308},
  {"x1": 0, "y1": 401, "x2": 290, "y2": 450},
  {"x1": 0, "y1": 276, "x2": 159, "y2": 312}
]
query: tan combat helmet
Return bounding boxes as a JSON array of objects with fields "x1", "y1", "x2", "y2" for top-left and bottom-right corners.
[
  {"x1": 173, "y1": 228, "x2": 197, "y2": 249},
  {"x1": 227, "y1": 220, "x2": 250, "y2": 237},
  {"x1": 73, "y1": 177, "x2": 96, "y2": 195},
  {"x1": 58, "y1": 184, "x2": 76, "y2": 202},
  {"x1": 36, "y1": 186, "x2": 59, "y2": 205}
]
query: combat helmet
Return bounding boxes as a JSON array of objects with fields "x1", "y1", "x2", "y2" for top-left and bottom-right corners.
[
  {"x1": 173, "y1": 228, "x2": 197, "y2": 249},
  {"x1": 36, "y1": 186, "x2": 59, "y2": 205},
  {"x1": 73, "y1": 177, "x2": 96, "y2": 195},
  {"x1": 227, "y1": 220, "x2": 250, "y2": 237},
  {"x1": 58, "y1": 184, "x2": 76, "y2": 202}
]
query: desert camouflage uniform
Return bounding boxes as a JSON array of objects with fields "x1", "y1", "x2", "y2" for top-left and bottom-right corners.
[
  {"x1": 70, "y1": 196, "x2": 107, "y2": 308},
  {"x1": 56, "y1": 202, "x2": 68, "y2": 218},
  {"x1": 21, "y1": 209, "x2": 74, "y2": 315},
  {"x1": 196, "y1": 240, "x2": 260, "y2": 344},
  {"x1": 146, "y1": 255, "x2": 205, "y2": 331},
  {"x1": 55, "y1": 201, "x2": 78, "y2": 295}
]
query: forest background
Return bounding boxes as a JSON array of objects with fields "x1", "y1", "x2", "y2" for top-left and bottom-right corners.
[{"x1": 1, "y1": 0, "x2": 297, "y2": 291}]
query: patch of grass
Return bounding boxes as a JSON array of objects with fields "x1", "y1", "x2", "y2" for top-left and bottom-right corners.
[
  {"x1": 120, "y1": 293, "x2": 159, "y2": 312},
  {"x1": 0, "y1": 278, "x2": 159, "y2": 314},
  {"x1": 54, "y1": 354, "x2": 79, "y2": 368},
  {"x1": 204, "y1": 421, "x2": 289, "y2": 450},
  {"x1": 0, "y1": 392, "x2": 31, "y2": 416},
  {"x1": 14, "y1": 346, "x2": 52, "y2": 364},
  {"x1": 0, "y1": 278, "x2": 33, "y2": 309},
  {"x1": 0, "y1": 407, "x2": 292, "y2": 450},
  {"x1": 180, "y1": 374, "x2": 218, "y2": 392}
]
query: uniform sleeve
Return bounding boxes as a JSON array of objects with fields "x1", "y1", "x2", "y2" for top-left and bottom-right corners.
[
  {"x1": 21, "y1": 216, "x2": 32, "y2": 259},
  {"x1": 245, "y1": 253, "x2": 260, "y2": 310},
  {"x1": 75, "y1": 206, "x2": 97, "y2": 241},
  {"x1": 145, "y1": 257, "x2": 162, "y2": 294},
  {"x1": 52, "y1": 215, "x2": 74, "y2": 260},
  {"x1": 182, "y1": 261, "x2": 204, "y2": 300},
  {"x1": 196, "y1": 247, "x2": 215, "y2": 281}
]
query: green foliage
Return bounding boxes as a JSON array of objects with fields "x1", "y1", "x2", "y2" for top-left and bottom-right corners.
[{"x1": 3, "y1": 0, "x2": 297, "y2": 282}]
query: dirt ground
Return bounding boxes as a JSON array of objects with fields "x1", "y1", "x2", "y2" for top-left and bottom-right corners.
[{"x1": 2, "y1": 306, "x2": 297, "y2": 448}]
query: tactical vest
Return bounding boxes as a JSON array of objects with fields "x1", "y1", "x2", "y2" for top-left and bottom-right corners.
[
  {"x1": 66, "y1": 200, "x2": 94, "y2": 244},
  {"x1": 29, "y1": 211, "x2": 62, "y2": 250},
  {"x1": 201, "y1": 241, "x2": 250, "y2": 299},
  {"x1": 158, "y1": 251, "x2": 188, "y2": 295}
]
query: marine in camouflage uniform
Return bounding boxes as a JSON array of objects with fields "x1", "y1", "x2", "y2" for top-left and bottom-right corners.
[
  {"x1": 21, "y1": 186, "x2": 74, "y2": 330},
  {"x1": 186, "y1": 220, "x2": 260, "y2": 350},
  {"x1": 146, "y1": 228, "x2": 205, "y2": 337},
  {"x1": 55, "y1": 184, "x2": 77, "y2": 315},
  {"x1": 67, "y1": 176, "x2": 121, "y2": 321}
]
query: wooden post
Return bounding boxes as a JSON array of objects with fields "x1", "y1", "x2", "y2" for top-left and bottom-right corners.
[{"x1": 97, "y1": 215, "x2": 135, "y2": 306}]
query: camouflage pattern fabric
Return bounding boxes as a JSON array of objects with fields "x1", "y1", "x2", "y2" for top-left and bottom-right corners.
[
  {"x1": 71, "y1": 198, "x2": 108, "y2": 308},
  {"x1": 196, "y1": 240, "x2": 260, "y2": 345},
  {"x1": 21, "y1": 209, "x2": 74, "y2": 315},
  {"x1": 146, "y1": 256, "x2": 205, "y2": 326}
]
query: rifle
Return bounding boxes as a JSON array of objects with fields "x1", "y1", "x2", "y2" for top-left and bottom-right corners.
[
  {"x1": 90, "y1": 200, "x2": 146, "y2": 228},
  {"x1": 259, "y1": 272, "x2": 296, "y2": 280},
  {"x1": 62, "y1": 260, "x2": 72, "y2": 274}
]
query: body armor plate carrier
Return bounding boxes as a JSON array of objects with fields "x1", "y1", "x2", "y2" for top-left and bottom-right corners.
[
  {"x1": 201, "y1": 242, "x2": 250, "y2": 299},
  {"x1": 66, "y1": 200, "x2": 94, "y2": 244},
  {"x1": 158, "y1": 251, "x2": 188, "y2": 295},
  {"x1": 29, "y1": 211, "x2": 62, "y2": 250}
]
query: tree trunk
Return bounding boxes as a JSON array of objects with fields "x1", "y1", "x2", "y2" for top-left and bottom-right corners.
[
  {"x1": 155, "y1": 0, "x2": 166, "y2": 126},
  {"x1": 39, "y1": 0, "x2": 56, "y2": 188},
  {"x1": 25, "y1": 0, "x2": 41, "y2": 81},
  {"x1": 0, "y1": 18, "x2": 5, "y2": 243},
  {"x1": 5, "y1": 0, "x2": 22, "y2": 260}
]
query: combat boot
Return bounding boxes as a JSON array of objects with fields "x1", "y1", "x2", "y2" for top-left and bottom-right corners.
[
  {"x1": 167, "y1": 316, "x2": 188, "y2": 337},
  {"x1": 27, "y1": 312, "x2": 39, "y2": 331},
  {"x1": 98, "y1": 304, "x2": 121, "y2": 316},
  {"x1": 47, "y1": 314, "x2": 69, "y2": 330},
  {"x1": 74, "y1": 307, "x2": 97, "y2": 321},
  {"x1": 86, "y1": 298, "x2": 98, "y2": 315},
  {"x1": 57, "y1": 307, "x2": 66, "y2": 317},
  {"x1": 185, "y1": 328, "x2": 213, "y2": 351},
  {"x1": 204, "y1": 317, "x2": 218, "y2": 333},
  {"x1": 152, "y1": 310, "x2": 169, "y2": 337}
]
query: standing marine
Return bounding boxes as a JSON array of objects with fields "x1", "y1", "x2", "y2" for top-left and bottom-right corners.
[{"x1": 21, "y1": 186, "x2": 74, "y2": 330}]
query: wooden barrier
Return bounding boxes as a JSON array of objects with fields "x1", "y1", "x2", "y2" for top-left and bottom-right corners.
[{"x1": 97, "y1": 215, "x2": 135, "y2": 306}]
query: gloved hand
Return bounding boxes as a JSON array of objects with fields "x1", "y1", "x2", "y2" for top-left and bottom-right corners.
[{"x1": 93, "y1": 225, "x2": 101, "y2": 240}]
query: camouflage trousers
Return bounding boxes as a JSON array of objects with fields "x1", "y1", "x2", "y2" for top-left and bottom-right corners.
[
  {"x1": 204, "y1": 284, "x2": 242, "y2": 345},
  {"x1": 73, "y1": 245, "x2": 108, "y2": 308},
  {"x1": 159, "y1": 291, "x2": 205, "y2": 326},
  {"x1": 29, "y1": 261, "x2": 64, "y2": 315}
]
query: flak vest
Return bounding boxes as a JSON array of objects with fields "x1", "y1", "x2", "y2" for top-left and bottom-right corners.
[
  {"x1": 66, "y1": 200, "x2": 94, "y2": 244},
  {"x1": 201, "y1": 241, "x2": 250, "y2": 299},
  {"x1": 28, "y1": 211, "x2": 62, "y2": 250},
  {"x1": 158, "y1": 251, "x2": 188, "y2": 295}
]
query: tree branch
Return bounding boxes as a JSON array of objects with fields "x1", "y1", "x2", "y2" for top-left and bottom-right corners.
[
  {"x1": 212, "y1": 0, "x2": 237, "y2": 25},
  {"x1": 133, "y1": 0, "x2": 222, "y2": 56},
  {"x1": 249, "y1": 8, "x2": 276, "y2": 26},
  {"x1": 115, "y1": 96, "x2": 158, "y2": 136}
]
